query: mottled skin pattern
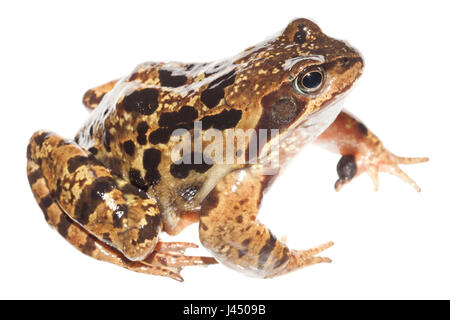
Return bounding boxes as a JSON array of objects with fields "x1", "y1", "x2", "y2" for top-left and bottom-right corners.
[{"x1": 27, "y1": 19, "x2": 428, "y2": 280}]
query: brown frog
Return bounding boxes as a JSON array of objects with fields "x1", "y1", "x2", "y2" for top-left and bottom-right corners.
[{"x1": 27, "y1": 18, "x2": 427, "y2": 281}]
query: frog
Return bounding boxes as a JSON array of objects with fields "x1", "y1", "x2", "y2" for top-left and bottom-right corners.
[{"x1": 27, "y1": 18, "x2": 428, "y2": 281}]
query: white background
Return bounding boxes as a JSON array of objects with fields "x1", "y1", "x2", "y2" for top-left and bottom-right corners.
[{"x1": 1, "y1": 0, "x2": 448, "y2": 299}]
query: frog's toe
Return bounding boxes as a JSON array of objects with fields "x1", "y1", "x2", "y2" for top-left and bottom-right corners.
[
  {"x1": 154, "y1": 241, "x2": 199, "y2": 254},
  {"x1": 143, "y1": 241, "x2": 218, "y2": 270},
  {"x1": 267, "y1": 241, "x2": 334, "y2": 278},
  {"x1": 143, "y1": 251, "x2": 218, "y2": 268},
  {"x1": 363, "y1": 151, "x2": 428, "y2": 192},
  {"x1": 295, "y1": 241, "x2": 334, "y2": 259},
  {"x1": 392, "y1": 155, "x2": 430, "y2": 165},
  {"x1": 381, "y1": 161, "x2": 421, "y2": 192}
]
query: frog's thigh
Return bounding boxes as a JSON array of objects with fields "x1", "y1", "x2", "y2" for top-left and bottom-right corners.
[
  {"x1": 315, "y1": 110, "x2": 428, "y2": 191},
  {"x1": 82, "y1": 79, "x2": 118, "y2": 110},
  {"x1": 199, "y1": 169, "x2": 332, "y2": 278},
  {"x1": 26, "y1": 162, "x2": 182, "y2": 280},
  {"x1": 27, "y1": 131, "x2": 162, "y2": 261}
]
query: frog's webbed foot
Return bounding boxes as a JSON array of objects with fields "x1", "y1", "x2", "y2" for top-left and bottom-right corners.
[
  {"x1": 141, "y1": 219, "x2": 218, "y2": 271},
  {"x1": 335, "y1": 150, "x2": 429, "y2": 192},
  {"x1": 267, "y1": 241, "x2": 334, "y2": 278},
  {"x1": 133, "y1": 242, "x2": 217, "y2": 282},
  {"x1": 315, "y1": 111, "x2": 428, "y2": 192}
]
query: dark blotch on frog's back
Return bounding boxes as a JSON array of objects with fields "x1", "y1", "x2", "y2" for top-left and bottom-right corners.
[
  {"x1": 158, "y1": 69, "x2": 187, "y2": 87},
  {"x1": 143, "y1": 148, "x2": 162, "y2": 186},
  {"x1": 121, "y1": 88, "x2": 159, "y2": 115},
  {"x1": 170, "y1": 152, "x2": 213, "y2": 179},
  {"x1": 149, "y1": 106, "x2": 199, "y2": 145},
  {"x1": 123, "y1": 140, "x2": 135, "y2": 156},
  {"x1": 200, "y1": 70, "x2": 236, "y2": 108},
  {"x1": 149, "y1": 128, "x2": 173, "y2": 145},
  {"x1": 199, "y1": 109, "x2": 242, "y2": 130},
  {"x1": 158, "y1": 106, "x2": 198, "y2": 127},
  {"x1": 137, "y1": 121, "x2": 149, "y2": 145},
  {"x1": 129, "y1": 168, "x2": 148, "y2": 190}
]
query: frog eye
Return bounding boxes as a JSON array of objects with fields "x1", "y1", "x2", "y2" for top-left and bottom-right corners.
[{"x1": 293, "y1": 66, "x2": 325, "y2": 94}]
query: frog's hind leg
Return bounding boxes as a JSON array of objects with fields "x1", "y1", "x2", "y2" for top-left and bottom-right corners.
[
  {"x1": 199, "y1": 169, "x2": 333, "y2": 278},
  {"x1": 27, "y1": 130, "x2": 163, "y2": 261},
  {"x1": 27, "y1": 131, "x2": 215, "y2": 280},
  {"x1": 315, "y1": 110, "x2": 428, "y2": 192},
  {"x1": 26, "y1": 149, "x2": 183, "y2": 281},
  {"x1": 82, "y1": 79, "x2": 118, "y2": 110}
]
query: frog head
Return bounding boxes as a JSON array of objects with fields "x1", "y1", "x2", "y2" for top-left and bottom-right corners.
[{"x1": 225, "y1": 18, "x2": 364, "y2": 169}]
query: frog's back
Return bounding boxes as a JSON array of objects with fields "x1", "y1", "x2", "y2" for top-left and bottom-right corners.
[{"x1": 75, "y1": 59, "x2": 245, "y2": 223}]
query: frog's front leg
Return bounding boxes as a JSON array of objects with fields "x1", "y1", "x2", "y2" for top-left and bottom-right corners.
[
  {"x1": 315, "y1": 110, "x2": 428, "y2": 192},
  {"x1": 27, "y1": 131, "x2": 215, "y2": 281},
  {"x1": 199, "y1": 169, "x2": 333, "y2": 278}
]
